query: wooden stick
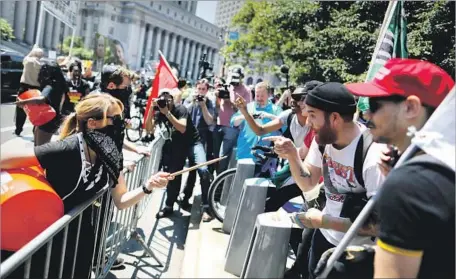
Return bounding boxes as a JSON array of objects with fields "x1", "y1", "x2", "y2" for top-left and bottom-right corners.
[{"x1": 170, "y1": 156, "x2": 228, "y2": 177}]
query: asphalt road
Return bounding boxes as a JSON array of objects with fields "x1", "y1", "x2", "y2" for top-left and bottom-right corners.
[{"x1": 0, "y1": 102, "x2": 35, "y2": 145}]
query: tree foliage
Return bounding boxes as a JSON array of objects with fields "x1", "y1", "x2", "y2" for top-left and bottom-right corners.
[
  {"x1": 224, "y1": 1, "x2": 455, "y2": 84},
  {"x1": 0, "y1": 18, "x2": 15, "y2": 41},
  {"x1": 58, "y1": 36, "x2": 94, "y2": 60}
]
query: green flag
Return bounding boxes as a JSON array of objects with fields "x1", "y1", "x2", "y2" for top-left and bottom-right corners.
[{"x1": 358, "y1": 0, "x2": 408, "y2": 112}]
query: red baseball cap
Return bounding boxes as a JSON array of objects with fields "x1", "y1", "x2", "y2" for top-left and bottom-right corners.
[{"x1": 345, "y1": 58, "x2": 455, "y2": 108}]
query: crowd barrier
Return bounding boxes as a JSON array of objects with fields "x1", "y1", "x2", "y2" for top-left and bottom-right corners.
[{"x1": 0, "y1": 133, "x2": 166, "y2": 279}]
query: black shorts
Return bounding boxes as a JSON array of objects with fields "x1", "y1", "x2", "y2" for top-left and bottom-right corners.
[{"x1": 37, "y1": 115, "x2": 63, "y2": 134}]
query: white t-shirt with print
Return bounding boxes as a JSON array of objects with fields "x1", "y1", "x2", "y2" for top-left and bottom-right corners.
[
  {"x1": 305, "y1": 124, "x2": 386, "y2": 246},
  {"x1": 278, "y1": 109, "x2": 310, "y2": 148}
]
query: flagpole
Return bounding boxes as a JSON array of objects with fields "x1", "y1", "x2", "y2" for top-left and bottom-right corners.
[
  {"x1": 158, "y1": 50, "x2": 178, "y2": 82},
  {"x1": 364, "y1": 1, "x2": 397, "y2": 82}
]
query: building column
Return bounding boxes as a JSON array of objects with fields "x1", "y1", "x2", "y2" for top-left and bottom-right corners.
[
  {"x1": 63, "y1": 25, "x2": 71, "y2": 40},
  {"x1": 213, "y1": 50, "x2": 221, "y2": 76},
  {"x1": 181, "y1": 39, "x2": 190, "y2": 77},
  {"x1": 144, "y1": 26, "x2": 154, "y2": 61},
  {"x1": 169, "y1": 33, "x2": 177, "y2": 62},
  {"x1": 13, "y1": 1, "x2": 27, "y2": 42},
  {"x1": 25, "y1": 1, "x2": 38, "y2": 44},
  {"x1": 176, "y1": 36, "x2": 185, "y2": 69},
  {"x1": 187, "y1": 41, "x2": 197, "y2": 80},
  {"x1": 137, "y1": 21, "x2": 147, "y2": 68},
  {"x1": 52, "y1": 21, "x2": 62, "y2": 50},
  {"x1": 162, "y1": 31, "x2": 170, "y2": 58},
  {"x1": 153, "y1": 28, "x2": 162, "y2": 60},
  {"x1": 207, "y1": 48, "x2": 213, "y2": 66},
  {"x1": 84, "y1": 13, "x2": 94, "y2": 49},
  {"x1": 193, "y1": 44, "x2": 203, "y2": 81},
  {"x1": 44, "y1": 14, "x2": 54, "y2": 48}
]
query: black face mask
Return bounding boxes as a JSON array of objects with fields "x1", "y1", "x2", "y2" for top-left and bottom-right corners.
[
  {"x1": 83, "y1": 115, "x2": 125, "y2": 185},
  {"x1": 106, "y1": 88, "x2": 127, "y2": 100}
]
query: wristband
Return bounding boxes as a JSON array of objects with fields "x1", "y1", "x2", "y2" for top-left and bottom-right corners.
[{"x1": 142, "y1": 185, "x2": 152, "y2": 195}]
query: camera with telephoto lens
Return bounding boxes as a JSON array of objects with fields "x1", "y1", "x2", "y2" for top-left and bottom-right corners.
[
  {"x1": 218, "y1": 84, "x2": 230, "y2": 99},
  {"x1": 196, "y1": 95, "x2": 205, "y2": 102},
  {"x1": 228, "y1": 67, "x2": 244, "y2": 86},
  {"x1": 156, "y1": 96, "x2": 168, "y2": 108}
]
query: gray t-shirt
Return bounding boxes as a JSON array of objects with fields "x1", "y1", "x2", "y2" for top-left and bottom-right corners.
[{"x1": 278, "y1": 109, "x2": 310, "y2": 148}]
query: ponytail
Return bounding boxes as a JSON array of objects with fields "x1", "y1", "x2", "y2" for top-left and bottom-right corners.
[{"x1": 59, "y1": 113, "x2": 78, "y2": 139}]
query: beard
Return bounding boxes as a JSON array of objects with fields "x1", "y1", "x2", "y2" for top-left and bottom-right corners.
[{"x1": 315, "y1": 122, "x2": 337, "y2": 145}]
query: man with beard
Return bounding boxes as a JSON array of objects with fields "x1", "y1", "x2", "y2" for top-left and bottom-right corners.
[
  {"x1": 266, "y1": 82, "x2": 386, "y2": 279},
  {"x1": 61, "y1": 62, "x2": 90, "y2": 117},
  {"x1": 345, "y1": 59, "x2": 455, "y2": 279}
]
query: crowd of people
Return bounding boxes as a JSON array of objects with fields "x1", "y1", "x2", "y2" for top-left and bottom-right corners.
[{"x1": 1, "y1": 41, "x2": 454, "y2": 279}]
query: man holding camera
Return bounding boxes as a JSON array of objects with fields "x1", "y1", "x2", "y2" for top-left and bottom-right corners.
[
  {"x1": 181, "y1": 78, "x2": 216, "y2": 221},
  {"x1": 213, "y1": 68, "x2": 252, "y2": 173},
  {"x1": 145, "y1": 89, "x2": 204, "y2": 219},
  {"x1": 267, "y1": 82, "x2": 386, "y2": 279}
]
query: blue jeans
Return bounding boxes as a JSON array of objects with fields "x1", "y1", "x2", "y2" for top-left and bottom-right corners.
[
  {"x1": 213, "y1": 125, "x2": 239, "y2": 174},
  {"x1": 183, "y1": 141, "x2": 212, "y2": 206}
]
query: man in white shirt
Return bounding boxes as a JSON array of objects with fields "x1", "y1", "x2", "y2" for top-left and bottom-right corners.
[{"x1": 267, "y1": 82, "x2": 385, "y2": 278}]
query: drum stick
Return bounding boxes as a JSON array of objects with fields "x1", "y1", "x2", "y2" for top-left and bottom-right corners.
[{"x1": 170, "y1": 156, "x2": 228, "y2": 177}]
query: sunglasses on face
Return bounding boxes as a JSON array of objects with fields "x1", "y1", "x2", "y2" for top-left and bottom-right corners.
[
  {"x1": 368, "y1": 95, "x2": 406, "y2": 113},
  {"x1": 291, "y1": 94, "x2": 306, "y2": 102},
  {"x1": 92, "y1": 114, "x2": 123, "y2": 121}
]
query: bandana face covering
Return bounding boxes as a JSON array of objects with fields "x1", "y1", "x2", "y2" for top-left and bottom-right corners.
[{"x1": 83, "y1": 115, "x2": 125, "y2": 185}]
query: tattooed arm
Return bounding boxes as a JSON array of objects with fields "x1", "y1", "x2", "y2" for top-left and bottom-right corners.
[{"x1": 264, "y1": 136, "x2": 322, "y2": 192}]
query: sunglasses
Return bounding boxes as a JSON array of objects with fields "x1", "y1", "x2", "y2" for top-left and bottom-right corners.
[
  {"x1": 368, "y1": 95, "x2": 406, "y2": 113},
  {"x1": 92, "y1": 114, "x2": 123, "y2": 121},
  {"x1": 291, "y1": 94, "x2": 306, "y2": 102}
]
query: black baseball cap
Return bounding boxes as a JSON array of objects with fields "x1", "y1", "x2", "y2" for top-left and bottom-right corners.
[
  {"x1": 292, "y1": 80, "x2": 324, "y2": 101},
  {"x1": 305, "y1": 82, "x2": 357, "y2": 114},
  {"x1": 101, "y1": 65, "x2": 120, "y2": 86}
]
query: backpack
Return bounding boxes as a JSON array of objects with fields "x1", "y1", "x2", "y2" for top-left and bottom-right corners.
[{"x1": 282, "y1": 111, "x2": 295, "y2": 142}]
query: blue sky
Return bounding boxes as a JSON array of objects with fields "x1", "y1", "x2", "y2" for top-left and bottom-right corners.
[{"x1": 196, "y1": 1, "x2": 217, "y2": 24}]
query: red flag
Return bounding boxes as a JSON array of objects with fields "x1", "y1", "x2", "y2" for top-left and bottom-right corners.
[{"x1": 143, "y1": 53, "x2": 178, "y2": 128}]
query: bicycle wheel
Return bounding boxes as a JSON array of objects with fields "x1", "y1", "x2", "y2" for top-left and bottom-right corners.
[
  {"x1": 208, "y1": 168, "x2": 237, "y2": 223},
  {"x1": 125, "y1": 116, "x2": 143, "y2": 142}
]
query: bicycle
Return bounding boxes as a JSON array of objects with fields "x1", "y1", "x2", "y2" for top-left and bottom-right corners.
[
  {"x1": 125, "y1": 97, "x2": 147, "y2": 142},
  {"x1": 207, "y1": 145, "x2": 283, "y2": 222}
]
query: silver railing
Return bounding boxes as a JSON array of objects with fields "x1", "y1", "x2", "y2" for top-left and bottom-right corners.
[{"x1": 0, "y1": 133, "x2": 166, "y2": 279}]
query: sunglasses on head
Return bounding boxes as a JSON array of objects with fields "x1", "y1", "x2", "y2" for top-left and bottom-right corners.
[{"x1": 368, "y1": 95, "x2": 406, "y2": 113}]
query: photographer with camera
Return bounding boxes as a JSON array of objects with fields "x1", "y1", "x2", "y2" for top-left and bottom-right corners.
[
  {"x1": 145, "y1": 89, "x2": 211, "y2": 219},
  {"x1": 266, "y1": 82, "x2": 386, "y2": 279},
  {"x1": 213, "y1": 67, "x2": 253, "y2": 174},
  {"x1": 181, "y1": 78, "x2": 216, "y2": 221}
]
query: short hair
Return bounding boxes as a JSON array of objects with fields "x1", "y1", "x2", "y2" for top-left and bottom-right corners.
[
  {"x1": 101, "y1": 65, "x2": 129, "y2": 89},
  {"x1": 255, "y1": 81, "x2": 270, "y2": 92},
  {"x1": 324, "y1": 111, "x2": 355, "y2": 123},
  {"x1": 196, "y1": 78, "x2": 210, "y2": 90},
  {"x1": 177, "y1": 78, "x2": 187, "y2": 90}
]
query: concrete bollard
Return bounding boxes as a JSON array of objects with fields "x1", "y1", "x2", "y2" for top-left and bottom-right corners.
[
  {"x1": 222, "y1": 158, "x2": 256, "y2": 234},
  {"x1": 220, "y1": 148, "x2": 238, "y2": 206},
  {"x1": 224, "y1": 178, "x2": 273, "y2": 276},
  {"x1": 241, "y1": 212, "x2": 293, "y2": 279}
]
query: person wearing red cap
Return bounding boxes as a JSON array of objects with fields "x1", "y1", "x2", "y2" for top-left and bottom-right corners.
[{"x1": 345, "y1": 58, "x2": 455, "y2": 279}]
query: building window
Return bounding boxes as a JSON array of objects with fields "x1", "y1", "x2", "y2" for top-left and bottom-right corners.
[
  {"x1": 109, "y1": 27, "x2": 114, "y2": 35},
  {"x1": 158, "y1": 4, "x2": 161, "y2": 10},
  {"x1": 181, "y1": 15, "x2": 184, "y2": 21},
  {"x1": 167, "y1": 8, "x2": 170, "y2": 14},
  {"x1": 111, "y1": 15, "x2": 115, "y2": 21},
  {"x1": 83, "y1": 23, "x2": 87, "y2": 31},
  {"x1": 178, "y1": 1, "x2": 182, "y2": 4},
  {"x1": 150, "y1": 2, "x2": 153, "y2": 7}
]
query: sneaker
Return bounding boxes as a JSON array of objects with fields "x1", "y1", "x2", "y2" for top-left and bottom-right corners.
[
  {"x1": 110, "y1": 257, "x2": 125, "y2": 269},
  {"x1": 13, "y1": 130, "x2": 21, "y2": 136},
  {"x1": 202, "y1": 208, "x2": 213, "y2": 222},
  {"x1": 179, "y1": 199, "x2": 192, "y2": 211},
  {"x1": 156, "y1": 206, "x2": 173, "y2": 219}
]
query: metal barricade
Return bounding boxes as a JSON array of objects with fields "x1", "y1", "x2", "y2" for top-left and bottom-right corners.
[{"x1": 0, "y1": 134, "x2": 166, "y2": 279}]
